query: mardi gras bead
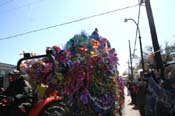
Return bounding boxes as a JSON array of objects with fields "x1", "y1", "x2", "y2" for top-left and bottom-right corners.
[
  {"x1": 89, "y1": 94, "x2": 115, "y2": 114},
  {"x1": 52, "y1": 45, "x2": 61, "y2": 54},
  {"x1": 56, "y1": 73, "x2": 64, "y2": 81},
  {"x1": 20, "y1": 30, "x2": 122, "y2": 115},
  {"x1": 89, "y1": 38, "x2": 97, "y2": 46},
  {"x1": 80, "y1": 89, "x2": 89, "y2": 104},
  {"x1": 35, "y1": 83, "x2": 48, "y2": 99},
  {"x1": 78, "y1": 36, "x2": 88, "y2": 47}
]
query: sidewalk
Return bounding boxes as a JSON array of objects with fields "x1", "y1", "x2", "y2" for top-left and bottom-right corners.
[{"x1": 122, "y1": 87, "x2": 140, "y2": 116}]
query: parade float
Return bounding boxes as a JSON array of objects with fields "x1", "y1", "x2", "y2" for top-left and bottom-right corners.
[{"x1": 20, "y1": 30, "x2": 124, "y2": 116}]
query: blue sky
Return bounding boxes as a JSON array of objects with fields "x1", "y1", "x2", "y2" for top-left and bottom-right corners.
[{"x1": 0, "y1": 0, "x2": 175, "y2": 74}]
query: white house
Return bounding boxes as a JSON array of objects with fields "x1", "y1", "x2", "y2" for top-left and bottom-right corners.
[{"x1": 0, "y1": 62, "x2": 16, "y2": 87}]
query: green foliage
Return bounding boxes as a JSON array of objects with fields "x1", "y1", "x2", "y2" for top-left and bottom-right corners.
[
  {"x1": 135, "y1": 41, "x2": 175, "y2": 69},
  {"x1": 122, "y1": 71, "x2": 128, "y2": 76}
]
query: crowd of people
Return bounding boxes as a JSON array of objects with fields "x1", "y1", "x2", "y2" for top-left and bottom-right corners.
[
  {"x1": 0, "y1": 69, "x2": 33, "y2": 116},
  {"x1": 127, "y1": 64, "x2": 175, "y2": 116}
]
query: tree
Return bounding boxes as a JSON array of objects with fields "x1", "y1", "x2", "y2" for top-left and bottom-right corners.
[
  {"x1": 135, "y1": 41, "x2": 175, "y2": 71},
  {"x1": 122, "y1": 70, "x2": 128, "y2": 76},
  {"x1": 162, "y1": 41, "x2": 175, "y2": 64}
]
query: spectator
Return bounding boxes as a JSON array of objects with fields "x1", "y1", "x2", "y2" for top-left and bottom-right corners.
[
  {"x1": 144, "y1": 72, "x2": 172, "y2": 116},
  {"x1": 137, "y1": 77, "x2": 147, "y2": 116},
  {"x1": 0, "y1": 69, "x2": 33, "y2": 116}
]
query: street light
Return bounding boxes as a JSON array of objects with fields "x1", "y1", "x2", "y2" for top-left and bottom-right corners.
[{"x1": 124, "y1": 18, "x2": 145, "y2": 72}]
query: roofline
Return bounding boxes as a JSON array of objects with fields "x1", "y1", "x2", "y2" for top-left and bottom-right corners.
[{"x1": 0, "y1": 62, "x2": 16, "y2": 68}]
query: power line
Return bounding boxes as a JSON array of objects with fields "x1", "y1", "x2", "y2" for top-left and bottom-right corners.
[
  {"x1": 132, "y1": 2, "x2": 142, "y2": 58},
  {"x1": 0, "y1": 4, "x2": 139, "y2": 41}
]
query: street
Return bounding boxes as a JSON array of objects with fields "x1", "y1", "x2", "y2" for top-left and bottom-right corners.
[{"x1": 122, "y1": 86, "x2": 140, "y2": 116}]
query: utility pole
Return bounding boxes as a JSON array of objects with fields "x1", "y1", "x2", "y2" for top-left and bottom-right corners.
[
  {"x1": 145, "y1": 0, "x2": 164, "y2": 78},
  {"x1": 128, "y1": 40, "x2": 133, "y2": 79}
]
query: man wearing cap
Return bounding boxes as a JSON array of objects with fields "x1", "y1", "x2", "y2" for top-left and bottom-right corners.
[{"x1": 0, "y1": 69, "x2": 33, "y2": 116}]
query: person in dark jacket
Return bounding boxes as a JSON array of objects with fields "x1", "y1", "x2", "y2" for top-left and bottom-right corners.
[
  {"x1": 0, "y1": 69, "x2": 33, "y2": 116},
  {"x1": 91, "y1": 28, "x2": 100, "y2": 40},
  {"x1": 144, "y1": 73, "x2": 172, "y2": 116},
  {"x1": 137, "y1": 78, "x2": 147, "y2": 116}
]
